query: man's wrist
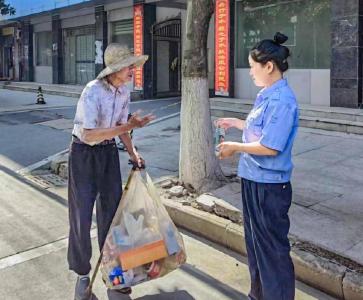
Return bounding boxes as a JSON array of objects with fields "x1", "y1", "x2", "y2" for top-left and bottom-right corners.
[
  {"x1": 130, "y1": 149, "x2": 138, "y2": 157},
  {"x1": 118, "y1": 123, "x2": 132, "y2": 134}
]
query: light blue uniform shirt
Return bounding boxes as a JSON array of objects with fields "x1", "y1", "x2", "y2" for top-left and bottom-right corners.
[{"x1": 238, "y1": 79, "x2": 299, "y2": 183}]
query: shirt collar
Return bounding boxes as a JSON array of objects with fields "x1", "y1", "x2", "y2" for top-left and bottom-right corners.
[
  {"x1": 101, "y1": 78, "x2": 125, "y2": 95},
  {"x1": 258, "y1": 78, "x2": 287, "y2": 101}
]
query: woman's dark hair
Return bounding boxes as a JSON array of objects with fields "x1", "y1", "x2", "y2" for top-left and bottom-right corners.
[{"x1": 250, "y1": 32, "x2": 291, "y2": 72}]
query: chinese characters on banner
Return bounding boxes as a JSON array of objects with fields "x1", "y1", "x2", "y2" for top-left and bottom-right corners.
[
  {"x1": 134, "y1": 4, "x2": 144, "y2": 91},
  {"x1": 215, "y1": 0, "x2": 230, "y2": 96}
]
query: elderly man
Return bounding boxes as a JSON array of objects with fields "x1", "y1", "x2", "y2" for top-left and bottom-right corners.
[{"x1": 67, "y1": 43, "x2": 154, "y2": 300}]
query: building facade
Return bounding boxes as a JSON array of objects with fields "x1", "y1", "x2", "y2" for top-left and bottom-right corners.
[
  {"x1": 0, "y1": 0, "x2": 186, "y2": 100},
  {"x1": 0, "y1": 0, "x2": 361, "y2": 108}
]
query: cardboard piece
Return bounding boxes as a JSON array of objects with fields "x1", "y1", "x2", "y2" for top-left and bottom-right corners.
[{"x1": 119, "y1": 239, "x2": 168, "y2": 270}]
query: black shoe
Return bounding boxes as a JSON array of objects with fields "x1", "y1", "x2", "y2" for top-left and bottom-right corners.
[
  {"x1": 74, "y1": 277, "x2": 92, "y2": 300},
  {"x1": 116, "y1": 287, "x2": 132, "y2": 294}
]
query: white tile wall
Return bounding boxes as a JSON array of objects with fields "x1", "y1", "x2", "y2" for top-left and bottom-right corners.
[{"x1": 234, "y1": 68, "x2": 330, "y2": 106}]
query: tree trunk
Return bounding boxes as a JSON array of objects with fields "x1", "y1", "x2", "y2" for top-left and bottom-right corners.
[{"x1": 179, "y1": 0, "x2": 224, "y2": 192}]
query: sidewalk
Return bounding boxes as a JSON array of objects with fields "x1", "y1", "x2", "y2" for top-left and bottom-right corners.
[
  {"x1": 24, "y1": 115, "x2": 363, "y2": 299},
  {"x1": 121, "y1": 116, "x2": 363, "y2": 267},
  {"x1": 1, "y1": 165, "x2": 336, "y2": 300}
]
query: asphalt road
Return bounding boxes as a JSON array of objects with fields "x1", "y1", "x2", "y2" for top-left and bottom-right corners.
[{"x1": 0, "y1": 89, "x2": 180, "y2": 171}]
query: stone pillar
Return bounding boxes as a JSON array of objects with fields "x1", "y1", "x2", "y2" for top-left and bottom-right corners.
[
  {"x1": 52, "y1": 14, "x2": 63, "y2": 84},
  {"x1": 331, "y1": 0, "x2": 363, "y2": 108},
  {"x1": 95, "y1": 5, "x2": 108, "y2": 78},
  {"x1": 21, "y1": 20, "x2": 34, "y2": 82}
]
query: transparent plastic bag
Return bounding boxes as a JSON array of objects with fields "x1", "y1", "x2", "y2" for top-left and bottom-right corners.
[{"x1": 100, "y1": 171, "x2": 186, "y2": 289}]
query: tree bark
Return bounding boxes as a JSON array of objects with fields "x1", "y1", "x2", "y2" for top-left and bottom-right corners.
[{"x1": 179, "y1": 0, "x2": 224, "y2": 192}]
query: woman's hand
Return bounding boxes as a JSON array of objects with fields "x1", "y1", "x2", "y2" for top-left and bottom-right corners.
[
  {"x1": 214, "y1": 118, "x2": 245, "y2": 130},
  {"x1": 217, "y1": 142, "x2": 240, "y2": 159}
]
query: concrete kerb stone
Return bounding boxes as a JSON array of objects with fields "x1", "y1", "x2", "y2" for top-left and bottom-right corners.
[
  {"x1": 163, "y1": 198, "x2": 231, "y2": 249},
  {"x1": 291, "y1": 249, "x2": 346, "y2": 299},
  {"x1": 343, "y1": 271, "x2": 363, "y2": 300},
  {"x1": 50, "y1": 153, "x2": 69, "y2": 174},
  {"x1": 17, "y1": 149, "x2": 69, "y2": 176},
  {"x1": 161, "y1": 196, "x2": 363, "y2": 300}
]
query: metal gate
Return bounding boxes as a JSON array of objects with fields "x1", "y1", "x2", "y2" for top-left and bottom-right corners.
[
  {"x1": 64, "y1": 26, "x2": 95, "y2": 85},
  {"x1": 151, "y1": 18, "x2": 181, "y2": 97}
]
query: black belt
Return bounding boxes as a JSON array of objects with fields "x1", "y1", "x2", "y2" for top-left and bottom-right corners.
[{"x1": 72, "y1": 134, "x2": 115, "y2": 146}]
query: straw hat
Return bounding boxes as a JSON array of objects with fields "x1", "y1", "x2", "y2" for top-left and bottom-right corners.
[{"x1": 96, "y1": 43, "x2": 148, "y2": 79}]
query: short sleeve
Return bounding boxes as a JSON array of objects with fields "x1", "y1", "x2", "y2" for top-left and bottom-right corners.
[
  {"x1": 118, "y1": 89, "x2": 130, "y2": 124},
  {"x1": 81, "y1": 87, "x2": 99, "y2": 129},
  {"x1": 259, "y1": 101, "x2": 297, "y2": 152}
]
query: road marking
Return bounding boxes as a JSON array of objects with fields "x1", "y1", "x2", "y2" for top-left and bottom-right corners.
[
  {"x1": 0, "y1": 97, "x2": 180, "y2": 115},
  {"x1": 0, "y1": 105, "x2": 75, "y2": 115},
  {"x1": 148, "y1": 112, "x2": 180, "y2": 126},
  {"x1": 0, "y1": 229, "x2": 97, "y2": 270},
  {"x1": 17, "y1": 149, "x2": 69, "y2": 175}
]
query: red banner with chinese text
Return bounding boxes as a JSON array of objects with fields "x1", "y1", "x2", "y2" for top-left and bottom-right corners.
[
  {"x1": 215, "y1": 0, "x2": 230, "y2": 96},
  {"x1": 134, "y1": 4, "x2": 144, "y2": 91}
]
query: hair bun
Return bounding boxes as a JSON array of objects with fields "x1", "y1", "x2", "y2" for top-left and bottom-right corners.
[{"x1": 274, "y1": 32, "x2": 288, "y2": 45}]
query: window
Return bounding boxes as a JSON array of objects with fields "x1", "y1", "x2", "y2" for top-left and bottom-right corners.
[
  {"x1": 35, "y1": 31, "x2": 52, "y2": 66},
  {"x1": 112, "y1": 19, "x2": 134, "y2": 51},
  {"x1": 236, "y1": 0, "x2": 331, "y2": 69}
]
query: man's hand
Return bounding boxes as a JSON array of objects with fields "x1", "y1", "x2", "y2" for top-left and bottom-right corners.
[
  {"x1": 217, "y1": 142, "x2": 239, "y2": 159},
  {"x1": 127, "y1": 111, "x2": 155, "y2": 129},
  {"x1": 130, "y1": 151, "x2": 145, "y2": 169}
]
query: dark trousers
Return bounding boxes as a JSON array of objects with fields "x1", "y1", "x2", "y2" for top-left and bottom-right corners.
[
  {"x1": 241, "y1": 178, "x2": 295, "y2": 300},
  {"x1": 67, "y1": 142, "x2": 122, "y2": 275}
]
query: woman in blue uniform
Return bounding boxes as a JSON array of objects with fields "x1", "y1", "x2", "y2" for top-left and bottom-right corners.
[{"x1": 216, "y1": 32, "x2": 298, "y2": 300}]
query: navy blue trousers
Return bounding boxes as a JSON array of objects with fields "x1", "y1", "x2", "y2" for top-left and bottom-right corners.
[
  {"x1": 241, "y1": 178, "x2": 295, "y2": 300},
  {"x1": 67, "y1": 142, "x2": 122, "y2": 275}
]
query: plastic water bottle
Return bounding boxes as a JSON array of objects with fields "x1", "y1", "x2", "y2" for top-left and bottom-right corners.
[{"x1": 215, "y1": 127, "x2": 225, "y2": 156}]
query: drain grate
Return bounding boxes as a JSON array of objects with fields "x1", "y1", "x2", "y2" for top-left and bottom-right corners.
[{"x1": 24, "y1": 173, "x2": 67, "y2": 188}]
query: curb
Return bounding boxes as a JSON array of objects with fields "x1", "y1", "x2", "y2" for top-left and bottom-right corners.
[
  {"x1": 0, "y1": 84, "x2": 81, "y2": 98},
  {"x1": 0, "y1": 84, "x2": 181, "y2": 103},
  {"x1": 162, "y1": 198, "x2": 363, "y2": 300},
  {"x1": 17, "y1": 149, "x2": 69, "y2": 176}
]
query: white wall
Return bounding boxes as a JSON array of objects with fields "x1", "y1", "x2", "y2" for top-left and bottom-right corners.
[
  {"x1": 234, "y1": 69, "x2": 330, "y2": 106},
  {"x1": 105, "y1": 0, "x2": 132, "y2": 12},
  {"x1": 108, "y1": 7, "x2": 133, "y2": 23},
  {"x1": 34, "y1": 66, "x2": 53, "y2": 84},
  {"x1": 156, "y1": 6, "x2": 186, "y2": 52},
  {"x1": 156, "y1": 7, "x2": 183, "y2": 22},
  {"x1": 61, "y1": 14, "x2": 95, "y2": 29},
  {"x1": 30, "y1": 15, "x2": 51, "y2": 26},
  {"x1": 59, "y1": 7, "x2": 94, "y2": 20}
]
